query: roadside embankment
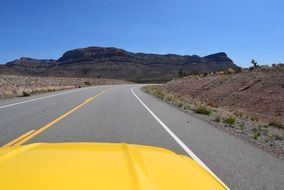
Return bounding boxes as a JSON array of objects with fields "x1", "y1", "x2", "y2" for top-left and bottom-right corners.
[{"x1": 143, "y1": 65, "x2": 284, "y2": 158}]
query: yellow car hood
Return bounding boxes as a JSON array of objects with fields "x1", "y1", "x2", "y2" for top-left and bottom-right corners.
[{"x1": 0, "y1": 143, "x2": 226, "y2": 190}]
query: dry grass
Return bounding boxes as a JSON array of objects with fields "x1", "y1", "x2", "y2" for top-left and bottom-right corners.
[
  {"x1": 194, "y1": 106, "x2": 211, "y2": 115},
  {"x1": 0, "y1": 75, "x2": 130, "y2": 99}
]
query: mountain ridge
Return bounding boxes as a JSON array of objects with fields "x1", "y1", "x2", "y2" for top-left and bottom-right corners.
[{"x1": 1, "y1": 46, "x2": 239, "y2": 82}]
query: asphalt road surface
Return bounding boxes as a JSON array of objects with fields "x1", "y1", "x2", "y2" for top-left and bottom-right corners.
[{"x1": 0, "y1": 84, "x2": 283, "y2": 190}]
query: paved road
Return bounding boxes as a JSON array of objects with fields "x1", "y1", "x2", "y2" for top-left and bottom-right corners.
[{"x1": 0, "y1": 84, "x2": 283, "y2": 190}]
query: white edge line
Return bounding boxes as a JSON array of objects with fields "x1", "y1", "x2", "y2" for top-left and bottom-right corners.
[
  {"x1": 131, "y1": 86, "x2": 229, "y2": 189},
  {"x1": 0, "y1": 87, "x2": 93, "y2": 109}
]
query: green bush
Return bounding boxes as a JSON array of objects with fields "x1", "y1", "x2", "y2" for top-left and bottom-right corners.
[
  {"x1": 239, "y1": 124, "x2": 246, "y2": 130},
  {"x1": 194, "y1": 106, "x2": 211, "y2": 115},
  {"x1": 224, "y1": 116, "x2": 236, "y2": 126},
  {"x1": 252, "y1": 129, "x2": 261, "y2": 139}
]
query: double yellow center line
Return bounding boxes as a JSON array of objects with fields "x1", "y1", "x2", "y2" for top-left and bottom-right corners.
[{"x1": 2, "y1": 89, "x2": 108, "y2": 147}]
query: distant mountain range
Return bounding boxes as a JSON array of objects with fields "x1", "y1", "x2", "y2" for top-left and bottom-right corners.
[{"x1": 0, "y1": 46, "x2": 239, "y2": 82}]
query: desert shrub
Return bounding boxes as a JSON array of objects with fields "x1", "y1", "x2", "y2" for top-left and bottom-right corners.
[
  {"x1": 251, "y1": 59, "x2": 258, "y2": 68},
  {"x1": 268, "y1": 121, "x2": 284, "y2": 129},
  {"x1": 234, "y1": 111, "x2": 243, "y2": 117},
  {"x1": 253, "y1": 130, "x2": 261, "y2": 139},
  {"x1": 178, "y1": 68, "x2": 186, "y2": 78},
  {"x1": 22, "y1": 91, "x2": 31, "y2": 97},
  {"x1": 250, "y1": 117, "x2": 259, "y2": 122},
  {"x1": 189, "y1": 71, "x2": 199, "y2": 76},
  {"x1": 207, "y1": 101, "x2": 218, "y2": 108},
  {"x1": 251, "y1": 127, "x2": 258, "y2": 133},
  {"x1": 3, "y1": 90, "x2": 14, "y2": 98},
  {"x1": 153, "y1": 90, "x2": 165, "y2": 99},
  {"x1": 224, "y1": 116, "x2": 236, "y2": 126},
  {"x1": 194, "y1": 105, "x2": 211, "y2": 115},
  {"x1": 182, "y1": 103, "x2": 191, "y2": 110},
  {"x1": 47, "y1": 87, "x2": 55, "y2": 92},
  {"x1": 251, "y1": 127, "x2": 261, "y2": 139},
  {"x1": 84, "y1": 81, "x2": 91, "y2": 86},
  {"x1": 143, "y1": 86, "x2": 165, "y2": 100},
  {"x1": 273, "y1": 134, "x2": 283, "y2": 141},
  {"x1": 214, "y1": 116, "x2": 221, "y2": 122},
  {"x1": 265, "y1": 134, "x2": 272, "y2": 143},
  {"x1": 176, "y1": 101, "x2": 183, "y2": 107},
  {"x1": 164, "y1": 94, "x2": 174, "y2": 101},
  {"x1": 239, "y1": 123, "x2": 246, "y2": 130}
]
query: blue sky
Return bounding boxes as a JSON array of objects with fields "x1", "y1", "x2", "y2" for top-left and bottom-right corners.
[{"x1": 0, "y1": 0, "x2": 283, "y2": 67}]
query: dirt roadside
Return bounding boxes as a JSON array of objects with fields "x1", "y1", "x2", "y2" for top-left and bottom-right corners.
[{"x1": 0, "y1": 75, "x2": 130, "y2": 99}]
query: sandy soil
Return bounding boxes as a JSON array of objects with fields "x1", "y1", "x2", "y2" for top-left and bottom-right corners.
[{"x1": 0, "y1": 75, "x2": 129, "y2": 98}]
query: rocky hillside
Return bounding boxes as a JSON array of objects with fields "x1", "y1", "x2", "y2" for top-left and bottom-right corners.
[
  {"x1": 0, "y1": 46, "x2": 239, "y2": 82},
  {"x1": 157, "y1": 65, "x2": 284, "y2": 124},
  {"x1": 143, "y1": 65, "x2": 284, "y2": 157}
]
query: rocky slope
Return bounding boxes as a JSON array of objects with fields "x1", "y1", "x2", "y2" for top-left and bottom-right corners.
[
  {"x1": 157, "y1": 65, "x2": 284, "y2": 124},
  {"x1": 0, "y1": 46, "x2": 239, "y2": 82},
  {"x1": 143, "y1": 65, "x2": 284, "y2": 158}
]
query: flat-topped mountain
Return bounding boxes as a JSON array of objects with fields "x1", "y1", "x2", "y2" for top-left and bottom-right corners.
[{"x1": 1, "y1": 46, "x2": 239, "y2": 82}]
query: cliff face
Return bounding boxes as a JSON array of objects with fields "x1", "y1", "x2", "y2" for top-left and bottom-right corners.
[{"x1": 1, "y1": 46, "x2": 239, "y2": 82}]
